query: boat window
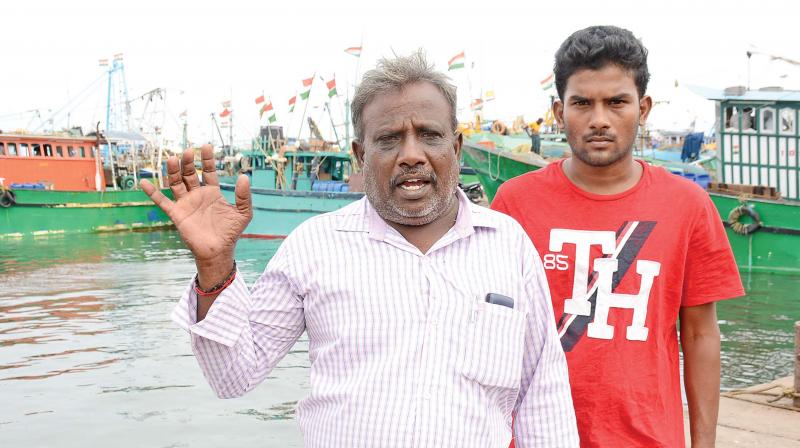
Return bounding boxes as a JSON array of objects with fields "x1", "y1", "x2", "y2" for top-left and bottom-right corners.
[
  {"x1": 68, "y1": 146, "x2": 77, "y2": 157},
  {"x1": 7, "y1": 143, "x2": 16, "y2": 156},
  {"x1": 44, "y1": 144, "x2": 53, "y2": 156},
  {"x1": 0, "y1": 142, "x2": 4, "y2": 156},
  {"x1": 726, "y1": 106, "x2": 754, "y2": 131},
  {"x1": 32, "y1": 143, "x2": 42, "y2": 156},
  {"x1": 80, "y1": 146, "x2": 86, "y2": 157},
  {"x1": 19, "y1": 143, "x2": 29, "y2": 156},
  {"x1": 760, "y1": 107, "x2": 776, "y2": 133},
  {"x1": 779, "y1": 108, "x2": 796, "y2": 135},
  {"x1": 56, "y1": 146, "x2": 64, "y2": 157},
  {"x1": 91, "y1": 146, "x2": 97, "y2": 158}
]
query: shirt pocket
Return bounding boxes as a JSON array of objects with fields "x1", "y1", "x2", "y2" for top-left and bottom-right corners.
[{"x1": 460, "y1": 300, "x2": 527, "y2": 390}]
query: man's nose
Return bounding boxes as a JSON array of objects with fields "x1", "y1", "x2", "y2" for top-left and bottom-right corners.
[
  {"x1": 397, "y1": 135, "x2": 427, "y2": 167},
  {"x1": 588, "y1": 104, "x2": 612, "y2": 130}
]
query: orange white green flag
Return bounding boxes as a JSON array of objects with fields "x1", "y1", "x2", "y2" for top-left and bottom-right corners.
[
  {"x1": 540, "y1": 73, "x2": 555, "y2": 91},
  {"x1": 344, "y1": 46, "x2": 362, "y2": 57},
  {"x1": 288, "y1": 95, "x2": 297, "y2": 113},
  {"x1": 300, "y1": 76, "x2": 314, "y2": 100},
  {"x1": 326, "y1": 77, "x2": 337, "y2": 97},
  {"x1": 448, "y1": 51, "x2": 465, "y2": 70},
  {"x1": 255, "y1": 95, "x2": 265, "y2": 105},
  {"x1": 259, "y1": 101, "x2": 273, "y2": 118}
]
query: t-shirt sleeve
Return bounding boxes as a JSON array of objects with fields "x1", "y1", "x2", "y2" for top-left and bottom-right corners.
[{"x1": 681, "y1": 195, "x2": 745, "y2": 307}]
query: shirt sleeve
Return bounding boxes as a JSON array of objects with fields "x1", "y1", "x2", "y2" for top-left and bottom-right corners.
[
  {"x1": 170, "y1": 240, "x2": 306, "y2": 398},
  {"x1": 681, "y1": 194, "x2": 745, "y2": 307},
  {"x1": 513, "y1": 238, "x2": 579, "y2": 447}
]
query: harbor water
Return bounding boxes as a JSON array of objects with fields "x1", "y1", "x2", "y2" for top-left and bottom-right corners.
[{"x1": 1, "y1": 231, "x2": 798, "y2": 446}]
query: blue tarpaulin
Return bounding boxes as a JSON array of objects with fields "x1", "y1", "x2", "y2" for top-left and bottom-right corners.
[{"x1": 681, "y1": 132, "x2": 704, "y2": 162}]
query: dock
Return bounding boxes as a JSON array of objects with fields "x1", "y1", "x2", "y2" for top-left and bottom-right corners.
[{"x1": 685, "y1": 376, "x2": 800, "y2": 447}]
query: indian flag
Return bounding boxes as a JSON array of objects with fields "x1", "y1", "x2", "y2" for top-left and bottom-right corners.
[
  {"x1": 448, "y1": 51, "x2": 465, "y2": 71},
  {"x1": 470, "y1": 98, "x2": 483, "y2": 111},
  {"x1": 326, "y1": 78, "x2": 337, "y2": 98},
  {"x1": 288, "y1": 95, "x2": 297, "y2": 112},
  {"x1": 268, "y1": 113, "x2": 277, "y2": 123},
  {"x1": 344, "y1": 46, "x2": 362, "y2": 57},
  {"x1": 300, "y1": 76, "x2": 313, "y2": 100},
  {"x1": 260, "y1": 101, "x2": 273, "y2": 118},
  {"x1": 540, "y1": 73, "x2": 555, "y2": 91}
]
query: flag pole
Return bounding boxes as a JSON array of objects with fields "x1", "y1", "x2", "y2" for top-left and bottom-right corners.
[
  {"x1": 296, "y1": 74, "x2": 314, "y2": 143},
  {"x1": 287, "y1": 91, "x2": 297, "y2": 142}
]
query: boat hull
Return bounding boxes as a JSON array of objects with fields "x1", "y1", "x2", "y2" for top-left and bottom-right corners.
[
  {"x1": 461, "y1": 141, "x2": 547, "y2": 201},
  {"x1": 0, "y1": 189, "x2": 173, "y2": 238},
  {"x1": 220, "y1": 184, "x2": 363, "y2": 238},
  {"x1": 462, "y1": 142, "x2": 800, "y2": 274},
  {"x1": 709, "y1": 193, "x2": 800, "y2": 274}
]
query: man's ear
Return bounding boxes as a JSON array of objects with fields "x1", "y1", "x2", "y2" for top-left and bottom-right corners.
[
  {"x1": 553, "y1": 100, "x2": 565, "y2": 129},
  {"x1": 352, "y1": 140, "x2": 365, "y2": 167},
  {"x1": 638, "y1": 95, "x2": 653, "y2": 125},
  {"x1": 453, "y1": 130, "x2": 463, "y2": 159}
]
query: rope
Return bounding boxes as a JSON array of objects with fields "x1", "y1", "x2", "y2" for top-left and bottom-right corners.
[
  {"x1": 722, "y1": 384, "x2": 800, "y2": 412},
  {"x1": 487, "y1": 150, "x2": 501, "y2": 182}
]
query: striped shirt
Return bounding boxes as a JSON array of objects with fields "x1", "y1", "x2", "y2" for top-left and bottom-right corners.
[{"x1": 171, "y1": 190, "x2": 578, "y2": 448}]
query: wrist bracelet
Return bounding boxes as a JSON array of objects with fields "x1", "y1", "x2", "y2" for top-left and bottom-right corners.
[{"x1": 194, "y1": 260, "x2": 237, "y2": 297}]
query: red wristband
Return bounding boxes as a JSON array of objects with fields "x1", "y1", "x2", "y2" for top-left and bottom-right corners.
[{"x1": 194, "y1": 261, "x2": 237, "y2": 297}]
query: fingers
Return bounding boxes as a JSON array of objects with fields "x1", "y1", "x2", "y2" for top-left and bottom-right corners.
[
  {"x1": 234, "y1": 174, "x2": 252, "y2": 218},
  {"x1": 200, "y1": 144, "x2": 219, "y2": 187},
  {"x1": 140, "y1": 179, "x2": 175, "y2": 215},
  {"x1": 181, "y1": 148, "x2": 202, "y2": 190},
  {"x1": 166, "y1": 155, "x2": 188, "y2": 199}
]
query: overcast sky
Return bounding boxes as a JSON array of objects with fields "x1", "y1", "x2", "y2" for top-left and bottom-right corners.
[{"x1": 2, "y1": 0, "x2": 798, "y2": 148}]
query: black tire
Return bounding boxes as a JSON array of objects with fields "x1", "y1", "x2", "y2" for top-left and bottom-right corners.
[{"x1": 0, "y1": 190, "x2": 15, "y2": 208}]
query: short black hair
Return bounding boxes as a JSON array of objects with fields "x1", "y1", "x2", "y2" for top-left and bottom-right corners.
[{"x1": 554, "y1": 26, "x2": 650, "y2": 100}]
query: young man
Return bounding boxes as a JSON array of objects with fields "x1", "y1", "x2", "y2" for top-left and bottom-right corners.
[
  {"x1": 493, "y1": 26, "x2": 743, "y2": 447},
  {"x1": 142, "y1": 51, "x2": 578, "y2": 448}
]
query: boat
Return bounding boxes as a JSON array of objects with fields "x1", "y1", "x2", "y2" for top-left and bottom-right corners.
[
  {"x1": 216, "y1": 126, "x2": 363, "y2": 239},
  {"x1": 695, "y1": 86, "x2": 800, "y2": 274},
  {"x1": 462, "y1": 88, "x2": 800, "y2": 274},
  {"x1": 0, "y1": 132, "x2": 172, "y2": 238}
]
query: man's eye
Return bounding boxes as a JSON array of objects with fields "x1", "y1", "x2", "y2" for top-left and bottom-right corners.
[
  {"x1": 610, "y1": 99, "x2": 625, "y2": 105},
  {"x1": 573, "y1": 100, "x2": 589, "y2": 106}
]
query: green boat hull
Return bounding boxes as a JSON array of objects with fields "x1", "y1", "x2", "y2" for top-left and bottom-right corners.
[
  {"x1": 709, "y1": 194, "x2": 800, "y2": 274},
  {"x1": 462, "y1": 141, "x2": 800, "y2": 274},
  {"x1": 461, "y1": 141, "x2": 548, "y2": 202},
  {"x1": 0, "y1": 189, "x2": 173, "y2": 238},
  {"x1": 219, "y1": 184, "x2": 363, "y2": 238}
]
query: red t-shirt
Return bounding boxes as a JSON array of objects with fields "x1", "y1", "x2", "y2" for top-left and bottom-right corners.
[{"x1": 493, "y1": 159, "x2": 743, "y2": 448}]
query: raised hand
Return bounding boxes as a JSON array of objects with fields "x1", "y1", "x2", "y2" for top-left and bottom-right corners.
[{"x1": 141, "y1": 144, "x2": 252, "y2": 287}]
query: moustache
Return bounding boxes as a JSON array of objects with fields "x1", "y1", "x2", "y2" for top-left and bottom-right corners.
[
  {"x1": 583, "y1": 130, "x2": 617, "y2": 142},
  {"x1": 390, "y1": 167, "x2": 437, "y2": 186}
]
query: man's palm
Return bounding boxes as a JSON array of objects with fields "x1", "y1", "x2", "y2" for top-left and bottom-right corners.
[{"x1": 140, "y1": 145, "x2": 252, "y2": 265}]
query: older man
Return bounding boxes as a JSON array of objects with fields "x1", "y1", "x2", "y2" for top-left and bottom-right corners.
[{"x1": 142, "y1": 51, "x2": 577, "y2": 448}]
